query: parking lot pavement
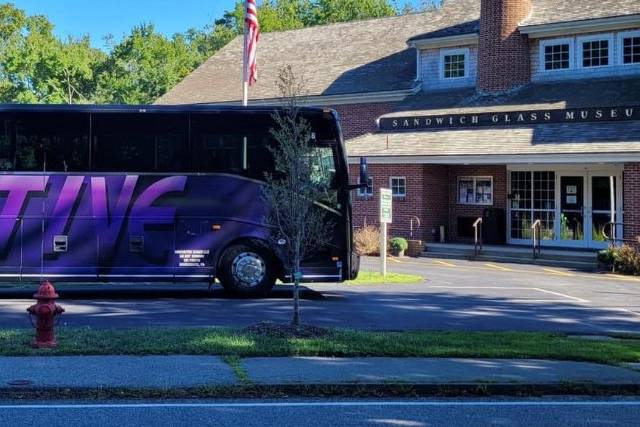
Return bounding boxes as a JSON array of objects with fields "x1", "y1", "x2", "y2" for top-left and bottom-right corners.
[{"x1": 0, "y1": 256, "x2": 639, "y2": 333}]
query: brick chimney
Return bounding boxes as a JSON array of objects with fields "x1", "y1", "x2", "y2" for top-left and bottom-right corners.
[{"x1": 477, "y1": 0, "x2": 532, "y2": 93}]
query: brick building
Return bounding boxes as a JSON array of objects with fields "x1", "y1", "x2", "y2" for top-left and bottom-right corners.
[{"x1": 159, "y1": 0, "x2": 640, "y2": 250}]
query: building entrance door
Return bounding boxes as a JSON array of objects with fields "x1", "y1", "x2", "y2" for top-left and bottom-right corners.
[
  {"x1": 508, "y1": 167, "x2": 622, "y2": 249},
  {"x1": 559, "y1": 175, "x2": 586, "y2": 245}
]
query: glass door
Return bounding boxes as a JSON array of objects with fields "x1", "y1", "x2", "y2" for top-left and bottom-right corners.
[
  {"x1": 589, "y1": 175, "x2": 618, "y2": 246},
  {"x1": 559, "y1": 175, "x2": 586, "y2": 245}
]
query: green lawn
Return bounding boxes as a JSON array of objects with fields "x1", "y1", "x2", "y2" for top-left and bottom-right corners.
[
  {"x1": 347, "y1": 271, "x2": 423, "y2": 285},
  {"x1": 2, "y1": 328, "x2": 640, "y2": 365}
]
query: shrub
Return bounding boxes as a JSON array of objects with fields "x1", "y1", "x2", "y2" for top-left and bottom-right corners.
[
  {"x1": 354, "y1": 225, "x2": 380, "y2": 256},
  {"x1": 598, "y1": 246, "x2": 616, "y2": 267},
  {"x1": 390, "y1": 237, "x2": 408, "y2": 252},
  {"x1": 613, "y1": 244, "x2": 640, "y2": 275}
]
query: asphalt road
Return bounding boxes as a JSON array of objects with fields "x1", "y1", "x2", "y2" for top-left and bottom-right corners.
[
  {"x1": 1, "y1": 256, "x2": 639, "y2": 333},
  {"x1": 1, "y1": 398, "x2": 639, "y2": 426}
]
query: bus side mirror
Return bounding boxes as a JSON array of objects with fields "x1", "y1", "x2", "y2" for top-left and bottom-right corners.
[{"x1": 348, "y1": 157, "x2": 369, "y2": 190}]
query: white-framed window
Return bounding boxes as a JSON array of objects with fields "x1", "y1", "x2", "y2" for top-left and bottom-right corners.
[
  {"x1": 540, "y1": 38, "x2": 574, "y2": 71},
  {"x1": 358, "y1": 176, "x2": 373, "y2": 197},
  {"x1": 578, "y1": 33, "x2": 613, "y2": 68},
  {"x1": 619, "y1": 30, "x2": 640, "y2": 65},
  {"x1": 440, "y1": 48, "x2": 468, "y2": 79},
  {"x1": 458, "y1": 176, "x2": 493, "y2": 205},
  {"x1": 390, "y1": 176, "x2": 406, "y2": 197}
]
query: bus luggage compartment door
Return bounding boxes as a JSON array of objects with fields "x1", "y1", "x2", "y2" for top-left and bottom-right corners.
[
  {"x1": 97, "y1": 218, "x2": 177, "y2": 281},
  {"x1": 45, "y1": 218, "x2": 98, "y2": 279}
]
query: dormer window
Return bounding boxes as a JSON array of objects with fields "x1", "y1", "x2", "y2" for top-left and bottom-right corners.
[
  {"x1": 620, "y1": 31, "x2": 640, "y2": 65},
  {"x1": 440, "y1": 48, "x2": 468, "y2": 79},
  {"x1": 540, "y1": 38, "x2": 573, "y2": 71},
  {"x1": 578, "y1": 34, "x2": 613, "y2": 68}
]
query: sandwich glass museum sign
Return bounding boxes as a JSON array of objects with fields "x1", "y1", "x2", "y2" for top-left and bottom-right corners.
[{"x1": 379, "y1": 106, "x2": 639, "y2": 131}]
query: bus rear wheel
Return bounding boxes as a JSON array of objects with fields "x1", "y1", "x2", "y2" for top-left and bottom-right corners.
[{"x1": 217, "y1": 243, "x2": 277, "y2": 297}]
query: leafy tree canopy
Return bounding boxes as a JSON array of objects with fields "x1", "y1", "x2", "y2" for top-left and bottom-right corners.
[{"x1": 0, "y1": 1, "x2": 439, "y2": 104}]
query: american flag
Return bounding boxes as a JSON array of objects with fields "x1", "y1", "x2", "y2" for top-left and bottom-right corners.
[{"x1": 244, "y1": 0, "x2": 260, "y2": 86}]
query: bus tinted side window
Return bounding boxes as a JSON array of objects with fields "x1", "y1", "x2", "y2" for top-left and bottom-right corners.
[
  {"x1": 0, "y1": 116, "x2": 14, "y2": 171},
  {"x1": 14, "y1": 113, "x2": 90, "y2": 172},
  {"x1": 93, "y1": 114, "x2": 188, "y2": 172},
  {"x1": 190, "y1": 113, "x2": 276, "y2": 179}
]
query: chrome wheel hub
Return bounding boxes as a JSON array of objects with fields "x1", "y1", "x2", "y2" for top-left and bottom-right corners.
[{"x1": 231, "y1": 252, "x2": 266, "y2": 287}]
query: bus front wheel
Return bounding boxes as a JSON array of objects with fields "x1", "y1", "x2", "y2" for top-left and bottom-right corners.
[{"x1": 217, "y1": 243, "x2": 277, "y2": 297}]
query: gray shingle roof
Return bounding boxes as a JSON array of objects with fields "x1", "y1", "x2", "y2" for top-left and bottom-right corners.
[
  {"x1": 521, "y1": 0, "x2": 640, "y2": 27},
  {"x1": 157, "y1": 0, "x2": 640, "y2": 105},
  {"x1": 346, "y1": 121, "x2": 640, "y2": 159},
  {"x1": 382, "y1": 76, "x2": 640, "y2": 117},
  {"x1": 156, "y1": 0, "x2": 480, "y2": 104},
  {"x1": 348, "y1": 76, "x2": 640, "y2": 159},
  {"x1": 407, "y1": 20, "x2": 479, "y2": 42}
]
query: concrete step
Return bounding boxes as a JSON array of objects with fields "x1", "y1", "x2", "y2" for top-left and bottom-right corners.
[
  {"x1": 422, "y1": 244, "x2": 600, "y2": 271},
  {"x1": 421, "y1": 251, "x2": 599, "y2": 271},
  {"x1": 426, "y1": 248, "x2": 597, "y2": 263}
]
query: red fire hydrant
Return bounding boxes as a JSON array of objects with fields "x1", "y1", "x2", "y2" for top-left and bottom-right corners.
[{"x1": 27, "y1": 281, "x2": 65, "y2": 348}]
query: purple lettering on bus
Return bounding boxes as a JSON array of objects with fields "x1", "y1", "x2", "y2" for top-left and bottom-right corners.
[
  {"x1": 91, "y1": 175, "x2": 138, "y2": 258},
  {"x1": 129, "y1": 176, "x2": 187, "y2": 234},
  {"x1": 0, "y1": 176, "x2": 49, "y2": 253},
  {"x1": 44, "y1": 176, "x2": 84, "y2": 255}
]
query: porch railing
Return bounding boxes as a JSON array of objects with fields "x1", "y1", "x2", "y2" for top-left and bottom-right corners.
[
  {"x1": 531, "y1": 219, "x2": 542, "y2": 259},
  {"x1": 473, "y1": 217, "x2": 483, "y2": 256},
  {"x1": 603, "y1": 221, "x2": 637, "y2": 245}
]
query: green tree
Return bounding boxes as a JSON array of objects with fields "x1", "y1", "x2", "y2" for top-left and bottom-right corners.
[
  {"x1": 0, "y1": 5, "x2": 104, "y2": 104},
  {"x1": 262, "y1": 66, "x2": 335, "y2": 327},
  {"x1": 311, "y1": 0, "x2": 395, "y2": 24},
  {"x1": 95, "y1": 24, "x2": 204, "y2": 104},
  {"x1": 219, "y1": 0, "x2": 397, "y2": 34}
]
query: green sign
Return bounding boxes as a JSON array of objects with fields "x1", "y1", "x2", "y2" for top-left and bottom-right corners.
[{"x1": 380, "y1": 188, "x2": 392, "y2": 224}]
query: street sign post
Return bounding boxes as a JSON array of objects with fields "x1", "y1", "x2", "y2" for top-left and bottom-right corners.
[{"x1": 379, "y1": 188, "x2": 392, "y2": 276}]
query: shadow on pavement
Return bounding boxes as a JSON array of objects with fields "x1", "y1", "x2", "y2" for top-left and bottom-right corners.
[
  {"x1": 0, "y1": 285, "x2": 639, "y2": 333},
  {"x1": 0, "y1": 283, "x2": 325, "y2": 301}
]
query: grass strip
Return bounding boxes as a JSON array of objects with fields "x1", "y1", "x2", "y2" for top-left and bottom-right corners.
[
  {"x1": 1, "y1": 328, "x2": 639, "y2": 365},
  {"x1": 222, "y1": 355, "x2": 252, "y2": 385},
  {"x1": 346, "y1": 271, "x2": 423, "y2": 285}
]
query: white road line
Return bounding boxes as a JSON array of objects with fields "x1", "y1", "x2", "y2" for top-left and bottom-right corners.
[
  {"x1": 426, "y1": 285, "x2": 589, "y2": 303},
  {"x1": 1, "y1": 401, "x2": 640, "y2": 410},
  {"x1": 532, "y1": 288, "x2": 589, "y2": 303}
]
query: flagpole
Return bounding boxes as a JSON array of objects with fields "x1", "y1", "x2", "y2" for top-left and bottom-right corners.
[
  {"x1": 242, "y1": 0, "x2": 249, "y2": 168},
  {"x1": 242, "y1": 0, "x2": 249, "y2": 108}
]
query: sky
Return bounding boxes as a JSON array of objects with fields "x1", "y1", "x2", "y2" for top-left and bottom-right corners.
[
  {"x1": 8, "y1": 1, "x2": 422, "y2": 49},
  {"x1": 8, "y1": 0, "x2": 238, "y2": 48}
]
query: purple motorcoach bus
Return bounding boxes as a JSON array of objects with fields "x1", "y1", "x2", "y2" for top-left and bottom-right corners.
[{"x1": 0, "y1": 104, "x2": 361, "y2": 296}]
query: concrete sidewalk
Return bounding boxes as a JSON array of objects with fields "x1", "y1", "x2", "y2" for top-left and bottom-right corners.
[{"x1": 1, "y1": 356, "x2": 640, "y2": 392}]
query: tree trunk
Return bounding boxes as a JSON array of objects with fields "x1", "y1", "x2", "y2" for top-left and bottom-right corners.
[{"x1": 292, "y1": 264, "x2": 301, "y2": 329}]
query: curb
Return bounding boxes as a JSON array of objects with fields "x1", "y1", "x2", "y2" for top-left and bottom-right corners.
[{"x1": 1, "y1": 382, "x2": 640, "y2": 400}]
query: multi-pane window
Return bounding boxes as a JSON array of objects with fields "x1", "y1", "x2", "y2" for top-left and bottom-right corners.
[
  {"x1": 390, "y1": 177, "x2": 406, "y2": 197},
  {"x1": 510, "y1": 171, "x2": 556, "y2": 241},
  {"x1": 581, "y1": 39, "x2": 610, "y2": 67},
  {"x1": 457, "y1": 176, "x2": 493, "y2": 205},
  {"x1": 358, "y1": 176, "x2": 373, "y2": 197},
  {"x1": 622, "y1": 35, "x2": 640, "y2": 64},
  {"x1": 442, "y1": 50, "x2": 466, "y2": 79},
  {"x1": 544, "y1": 43, "x2": 571, "y2": 70}
]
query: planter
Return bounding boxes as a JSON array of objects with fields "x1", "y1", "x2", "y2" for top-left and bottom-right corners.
[
  {"x1": 407, "y1": 240, "x2": 423, "y2": 257},
  {"x1": 391, "y1": 248, "x2": 405, "y2": 257}
]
